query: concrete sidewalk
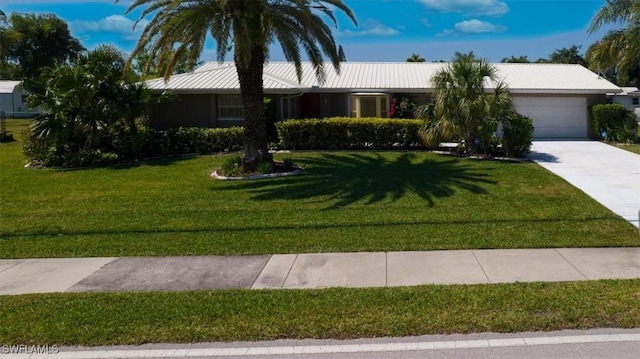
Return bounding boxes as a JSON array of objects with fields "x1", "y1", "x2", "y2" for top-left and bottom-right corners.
[{"x1": 2, "y1": 248, "x2": 640, "y2": 295}]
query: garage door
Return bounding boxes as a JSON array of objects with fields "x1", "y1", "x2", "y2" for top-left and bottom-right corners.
[{"x1": 513, "y1": 97, "x2": 587, "y2": 138}]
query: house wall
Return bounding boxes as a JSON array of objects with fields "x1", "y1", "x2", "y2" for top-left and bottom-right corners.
[
  {"x1": 0, "y1": 87, "x2": 36, "y2": 116},
  {"x1": 0, "y1": 94, "x2": 12, "y2": 114},
  {"x1": 611, "y1": 95, "x2": 640, "y2": 112},
  {"x1": 391, "y1": 93, "x2": 430, "y2": 107},
  {"x1": 150, "y1": 94, "x2": 217, "y2": 129},
  {"x1": 149, "y1": 94, "x2": 292, "y2": 129},
  {"x1": 320, "y1": 93, "x2": 347, "y2": 117},
  {"x1": 280, "y1": 95, "x2": 301, "y2": 119},
  {"x1": 297, "y1": 93, "x2": 348, "y2": 119},
  {"x1": 148, "y1": 92, "x2": 605, "y2": 137}
]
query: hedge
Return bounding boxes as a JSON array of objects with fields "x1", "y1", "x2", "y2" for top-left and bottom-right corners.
[
  {"x1": 24, "y1": 126, "x2": 245, "y2": 167},
  {"x1": 275, "y1": 117, "x2": 426, "y2": 150},
  {"x1": 591, "y1": 104, "x2": 638, "y2": 143}
]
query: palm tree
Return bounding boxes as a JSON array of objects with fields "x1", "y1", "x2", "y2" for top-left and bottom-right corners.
[
  {"x1": 121, "y1": 0, "x2": 357, "y2": 167},
  {"x1": 500, "y1": 55, "x2": 530, "y2": 63},
  {"x1": 588, "y1": 0, "x2": 640, "y2": 86},
  {"x1": 417, "y1": 52, "x2": 513, "y2": 154},
  {"x1": 406, "y1": 53, "x2": 426, "y2": 62},
  {"x1": 23, "y1": 46, "x2": 156, "y2": 151}
]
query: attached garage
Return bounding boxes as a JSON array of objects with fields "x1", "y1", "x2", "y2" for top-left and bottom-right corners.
[{"x1": 513, "y1": 96, "x2": 588, "y2": 139}]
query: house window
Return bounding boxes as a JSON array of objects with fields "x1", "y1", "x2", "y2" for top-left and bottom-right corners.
[
  {"x1": 350, "y1": 94, "x2": 388, "y2": 118},
  {"x1": 632, "y1": 98, "x2": 639, "y2": 106},
  {"x1": 218, "y1": 95, "x2": 244, "y2": 119}
]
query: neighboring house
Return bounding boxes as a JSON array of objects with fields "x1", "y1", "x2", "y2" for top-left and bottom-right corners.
[
  {"x1": 609, "y1": 87, "x2": 640, "y2": 120},
  {"x1": 145, "y1": 62, "x2": 621, "y2": 139},
  {"x1": 0, "y1": 80, "x2": 39, "y2": 118}
]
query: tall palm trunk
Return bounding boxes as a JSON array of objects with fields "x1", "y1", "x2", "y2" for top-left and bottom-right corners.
[{"x1": 236, "y1": 44, "x2": 270, "y2": 167}]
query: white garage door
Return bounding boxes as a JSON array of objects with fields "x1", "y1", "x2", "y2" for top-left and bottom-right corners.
[{"x1": 513, "y1": 97, "x2": 587, "y2": 139}]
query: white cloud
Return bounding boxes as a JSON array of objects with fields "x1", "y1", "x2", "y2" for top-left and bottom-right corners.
[
  {"x1": 437, "y1": 29, "x2": 457, "y2": 37},
  {"x1": 417, "y1": 0, "x2": 509, "y2": 17},
  {"x1": 454, "y1": 19, "x2": 507, "y2": 33},
  {"x1": 420, "y1": 18, "x2": 431, "y2": 28},
  {"x1": 336, "y1": 19, "x2": 399, "y2": 37},
  {"x1": 71, "y1": 15, "x2": 148, "y2": 40}
]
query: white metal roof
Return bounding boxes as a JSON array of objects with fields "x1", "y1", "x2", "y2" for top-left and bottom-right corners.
[
  {"x1": 620, "y1": 87, "x2": 640, "y2": 96},
  {"x1": 607, "y1": 87, "x2": 640, "y2": 97},
  {"x1": 0, "y1": 81, "x2": 22, "y2": 94},
  {"x1": 146, "y1": 62, "x2": 621, "y2": 95}
]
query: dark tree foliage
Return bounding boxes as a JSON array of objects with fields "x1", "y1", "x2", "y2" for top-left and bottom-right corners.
[
  {"x1": 536, "y1": 45, "x2": 587, "y2": 67},
  {"x1": 500, "y1": 56, "x2": 530, "y2": 63},
  {"x1": 5, "y1": 12, "x2": 84, "y2": 80}
]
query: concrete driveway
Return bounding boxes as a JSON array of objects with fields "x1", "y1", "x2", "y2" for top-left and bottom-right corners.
[{"x1": 528, "y1": 141, "x2": 640, "y2": 228}]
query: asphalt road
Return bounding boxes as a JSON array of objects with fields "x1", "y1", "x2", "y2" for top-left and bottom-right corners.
[{"x1": 10, "y1": 328, "x2": 640, "y2": 359}]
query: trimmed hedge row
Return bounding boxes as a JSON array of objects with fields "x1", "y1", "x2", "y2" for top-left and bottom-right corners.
[
  {"x1": 111, "y1": 127, "x2": 244, "y2": 160},
  {"x1": 25, "y1": 115, "x2": 535, "y2": 167},
  {"x1": 24, "y1": 126, "x2": 244, "y2": 167},
  {"x1": 276, "y1": 117, "x2": 426, "y2": 150}
]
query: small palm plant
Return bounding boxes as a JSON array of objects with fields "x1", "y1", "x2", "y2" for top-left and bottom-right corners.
[{"x1": 417, "y1": 52, "x2": 514, "y2": 154}]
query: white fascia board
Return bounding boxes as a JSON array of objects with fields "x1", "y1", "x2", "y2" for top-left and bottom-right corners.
[
  {"x1": 149, "y1": 89, "x2": 305, "y2": 95},
  {"x1": 302, "y1": 88, "x2": 432, "y2": 93},
  {"x1": 510, "y1": 89, "x2": 620, "y2": 95}
]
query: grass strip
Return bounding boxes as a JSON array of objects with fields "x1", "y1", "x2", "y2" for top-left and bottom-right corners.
[
  {"x1": 2, "y1": 279, "x2": 640, "y2": 346},
  {"x1": 614, "y1": 143, "x2": 640, "y2": 155}
]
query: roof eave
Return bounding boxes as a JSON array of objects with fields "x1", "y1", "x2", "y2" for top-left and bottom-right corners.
[
  {"x1": 148, "y1": 88, "x2": 305, "y2": 95},
  {"x1": 510, "y1": 89, "x2": 619, "y2": 95}
]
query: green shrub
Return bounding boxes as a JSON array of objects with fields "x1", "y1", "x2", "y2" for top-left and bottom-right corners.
[
  {"x1": 23, "y1": 132, "x2": 120, "y2": 167},
  {"x1": 24, "y1": 126, "x2": 245, "y2": 167},
  {"x1": 501, "y1": 113, "x2": 534, "y2": 158},
  {"x1": 255, "y1": 159, "x2": 274, "y2": 174},
  {"x1": 219, "y1": 155, "x2": 244, "y2": 177},
  {"x1": 203, "y1": 127, "x2": 244, "y2": 153},
  {"x1": 110, "y1": 126, "x2": 244, "y2": 159},
  {"x1": 282, "y1": 157, "x2": 295, "y2": 169},
  {"x1": 217, "y1": 155, "x2": 276, "y2": 177},
  {"x1": 276, "y1": 117, "x2": 425, "y2": 150},
  {"x1": 390, "y1": 96, "x2": 417, "y2": 119},
  {"x1": 591, "y1": 104, "x2": 638, "y2": 143}
]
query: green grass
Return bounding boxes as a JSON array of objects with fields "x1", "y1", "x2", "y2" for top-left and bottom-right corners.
[
  {"x1": 1, "y1": 119, "x2": 637, "y2": 258},
  {"x1": 614, "y1": 143, "x2": 640, "y2": 154},
  {"x1": 2, "y1": 280, "x2": 640, "y2": 345}
]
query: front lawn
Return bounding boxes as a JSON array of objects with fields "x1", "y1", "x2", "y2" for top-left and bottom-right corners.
[
  {"x1": 1, "y1": 119, "x2": 637, "y2": 258},
  {"x1": 2, "y1": 280, "x2": 640, "y2": 345},
  {"x1": 614, "y1": 143, "x2": 640, "y2": 154}
]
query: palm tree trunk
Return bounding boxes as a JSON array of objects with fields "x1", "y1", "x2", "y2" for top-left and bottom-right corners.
[{"x1": 235, "y1": 45, "x2": 271, "y2": 168}]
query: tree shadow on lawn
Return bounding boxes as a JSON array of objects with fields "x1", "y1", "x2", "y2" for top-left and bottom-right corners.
[
  {"x1": 218, "y1": 152, "x2": 498, "y2": 209},
  {"x1": 57, "y1": 154, "x2": 201, "y2": 172}
]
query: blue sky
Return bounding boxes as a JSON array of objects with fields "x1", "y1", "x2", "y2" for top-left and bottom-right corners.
[{"x1": 2, "y1": 0, "x2": 614, "y2": 63}]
